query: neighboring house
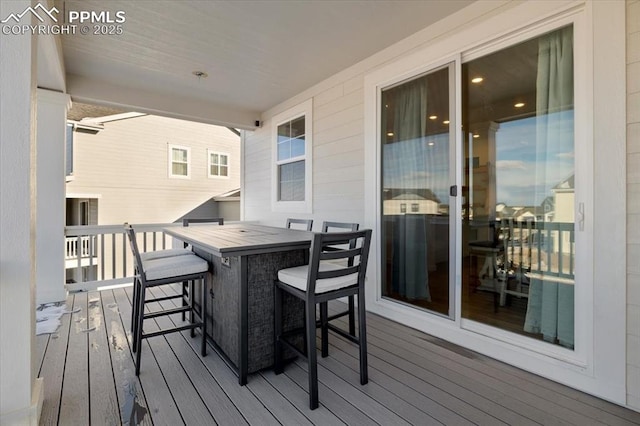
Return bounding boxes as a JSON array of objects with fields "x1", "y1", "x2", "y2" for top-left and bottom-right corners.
[
  {"x1": 64, "y1": 110, "x2": 240, "y2": 282},
  {"x1": 382, "y1": 188, "x2": 440, "y2": 215},
  {"x1": 65, "y1": 111, "x2": 241, "y2": 226},
  {"x1": 1, "y1": 1, "x2": 639, "y2": 422}
]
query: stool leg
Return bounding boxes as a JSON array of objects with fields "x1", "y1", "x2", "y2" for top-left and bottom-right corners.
[
  {"x1": 201, "y1": 275, "x2": 208, "y2": 357},
  {"x1": 134, "y1": 283, "x2": 146, "y2": 376},
  {"x1": 348, "y1": 295, "x2": 355, "y2": 336},
  {"x1": 320, "y1": 302, "x2": 328, "y2": 358},
  {"x1": 190, "y1": 280, "x2": 196, "y2": 338},
  {"x1": 357, "y1": 291, "x2": 368, "y2": 385},
  {"x1": 306, "y1": 300, "x2": 319, "y2": 410},
  {"x1": 131, "y1": 276, "x2": 138, "y2": 333},
  {"x1": 182, "y1": 280, "x2": 188, "y2": 321}
]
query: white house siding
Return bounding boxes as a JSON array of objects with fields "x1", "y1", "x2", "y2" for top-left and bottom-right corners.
[
  {"x1": 627, "y1": 0, "x2": 640, "y2": 410},
  {"x1": 66, "y1": 115, "x2": 240, "y2": 225},
  {"x1": 244, "y1": 0, "x2": 635, "y2": 410},
  {"x1": 244, "y1": 76, "x2": 366, "y2": 229}
]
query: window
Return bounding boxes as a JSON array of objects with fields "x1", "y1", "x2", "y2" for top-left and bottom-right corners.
[
  {"x1": 169, "y1": 145, "x2": 190, "y2": 178},
  {"x1": 208, "y1": 150, "x2": 229, "y2": 178},
  {"x1": 271, "y1": 99, "x2": 313, "y2": 212},
  {"x1": 411, "y1": 203, "x2": 419, "y2": 213}
]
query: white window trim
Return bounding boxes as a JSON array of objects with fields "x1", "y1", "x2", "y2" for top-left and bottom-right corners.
[
  {"x1": 168, "y1": 144, "x2": 191, "y2": 179},
  {"x1": 271, "y1": 98, "x2": 313, "y2": 213},
  {"x1": 363, "y1": 1, "x2": 626, "y2": 405},
  {"x1": 207, "y1": 149, "x2": 230, "y2": 179}
]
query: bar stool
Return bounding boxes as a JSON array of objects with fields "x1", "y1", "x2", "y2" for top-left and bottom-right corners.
[
  {"x1": 321, "y1": 221, "x2": 359, "y2": 338},
  {"x1": 126, "y1": 223, "x2": 192, "y2": 334},
  {"x1": 274, "y1": 229, "x2": 372, "y2": 409},
  {"x1": 181, "y1": 218, "x2": 223, "y2": 321},
  {"x1": 125, "y1": 224, "x2": 210, "y2": 375},
  {"x1": 286, "y1": 218, "x2": 313, "y2": 231}
]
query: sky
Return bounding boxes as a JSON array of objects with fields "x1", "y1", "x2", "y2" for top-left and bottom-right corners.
[{"x1": 382, "y1": 110, "x2": 574, "y2": 209}]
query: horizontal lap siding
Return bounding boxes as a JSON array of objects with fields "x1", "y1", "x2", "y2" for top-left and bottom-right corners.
[
  {"x1": 244, "y1": 78, "x2": 366, "y2": 227},
  {"x1": 66, "y1": 115, "x2": 240, "y2": 224},
  {"x1": 628, "y1": 0, "x2": 640, "y2": 410}
]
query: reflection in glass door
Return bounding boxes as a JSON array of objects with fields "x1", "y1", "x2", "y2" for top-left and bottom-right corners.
[
  {"x1": 461, "y1": 26, "x2": 575, "y2": 349},
  {"x1": 380, "y1": 64, "x2": 454, "y2": 317}
]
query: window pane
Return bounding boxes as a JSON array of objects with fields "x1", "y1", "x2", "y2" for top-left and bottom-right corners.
[
  {"x1": 278, "y1": 122, "x2": 291, "y2": 139},
  {"x1": 220, "y1": 165, "x2": 228, "y2": 176},
  {"x1": 278, "y1": 141, "x2": 291, "y2": 161},
  {"x1": 279, "y1": 161, "x2": 305, "y2": 201},
  {"x1": 211, "y1": 165, "x2": 219, "y2": 176},
  {"x1": 461, "y1": 26, "x2": 574, "y2": 349},
  {"x1": 211, "y1": 153, "x2": 219, "y2": 165},
  {"x1": 291, "y1": 137, "x2": 305, "y2": 158},
  {"x1": 173, "y1": 163, "x2": 187, "y2": 176},
  {"x1": 172, "y1": 148, "x2": 187, "y2": 162},
  {"x1": 290, "y1": 116, "x2": 305, "y2": 138},
  {"x1": 381, "y1": 66, "x2": 451, "y2": 316},
  {"x1": 220, "y1": 155, "x2": 228, "y2": 166}
]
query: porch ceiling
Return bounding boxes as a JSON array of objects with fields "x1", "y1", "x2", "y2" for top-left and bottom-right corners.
[{"x1": 54, "y1": 0, "x2": 474, "y2": 129}]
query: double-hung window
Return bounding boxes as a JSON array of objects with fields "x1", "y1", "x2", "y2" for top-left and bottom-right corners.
[
  {"x1": 272, "y1": 99, "x2": 313, "y2": 212},
  {"x1": 208, "y1": 150, "x2": 229, "y2": 178},
  {"x1": 169, "y1": 144, "x2": 190, "y2": 179}
]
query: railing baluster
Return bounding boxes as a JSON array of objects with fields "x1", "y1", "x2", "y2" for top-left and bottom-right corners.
[
  {"x1": 558, "y1": 226, "x2": 564, "y2": 277},
  {"x1": 76, "y1": 235, "x2": 82, "y2": 282},
  {"x1": 100, "y1": 234, "x2": 105, "y2": 280},
  {"x1": 111, "y1": 233, "x2": 116, "y2": 280},
  {"x1": 123, "y1": 232, "x2": 127, "y2": 278}
]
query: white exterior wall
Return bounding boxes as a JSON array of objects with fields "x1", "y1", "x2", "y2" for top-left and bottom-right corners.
[
  {"x1": 36, "y1": 89, "x2": 70, "y2": 305},
  {"x1": 244, "y1": 0, "x2": 633, "y2": 409},
  {"x1": 66, "y1": 115, "x2": 240, "y2": 225},
  {"x1": 244, "y1": 77, "x2": 365, "y2": 230},
  {"x1": 627, "y1": 0, "x2": 640, "y2": 410}
]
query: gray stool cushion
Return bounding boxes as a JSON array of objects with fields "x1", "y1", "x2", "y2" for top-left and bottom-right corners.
[
  {"x1": 140, "y1": 248, "x2": 192, "y2": 262},
  {"x1": 143, "y1": 254, "x2": 208, "y2": 281},
  {"x1": 278, "y1": 262, "x2": 357, "y2": 294}
]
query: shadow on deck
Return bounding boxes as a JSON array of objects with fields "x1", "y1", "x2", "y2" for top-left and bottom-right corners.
[{"x1": 36, "y1": 284, "x2": 640, "y2": 425}]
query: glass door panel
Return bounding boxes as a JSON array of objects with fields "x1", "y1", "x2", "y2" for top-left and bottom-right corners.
[
  {"x1": 461, "y1": 26, "x2": 575, "y2": 349},
  {"x1": 380, "y1": 65, "x2": 453, "y2": 317}
]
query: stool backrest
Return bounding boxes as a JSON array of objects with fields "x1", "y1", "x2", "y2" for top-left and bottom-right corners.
[
  {"x1": 286, "y1": 218, "x2": 313, "y2": 231},
  {"x1": 307, "y1": 229, "x2": 372, "y2": 296},
  {"x1": 321, "y1": 221, "x2": 360, "y2": 266},
  {"x1": 124, "y1": 223, "x2": 144, "y2": 277}
]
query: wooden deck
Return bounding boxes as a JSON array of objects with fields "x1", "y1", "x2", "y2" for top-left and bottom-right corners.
[{"x1": 36, "y1": 284, "x2": 640, "y2": 426}]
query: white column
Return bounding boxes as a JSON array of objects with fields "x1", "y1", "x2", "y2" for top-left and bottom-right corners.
[
  {"x1": 0, "y1": 0, "x2": 43, "y2": 424},
  {"x1": 36, "y1": 89, "x2": 71, "y2": 304}
]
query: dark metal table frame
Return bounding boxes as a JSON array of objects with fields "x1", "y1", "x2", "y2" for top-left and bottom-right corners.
[{"x1": 164, "y1": 223, "x2": 312, "y2": 385}]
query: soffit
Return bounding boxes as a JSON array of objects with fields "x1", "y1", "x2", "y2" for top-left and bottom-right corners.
[{"x1": 56, "y1": 0, "x2": 473, "y2": 126}]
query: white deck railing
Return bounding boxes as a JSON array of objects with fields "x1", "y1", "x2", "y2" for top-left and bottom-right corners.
[{"x1": 64, "y1": 223, "x2": 184, "y2": 291}]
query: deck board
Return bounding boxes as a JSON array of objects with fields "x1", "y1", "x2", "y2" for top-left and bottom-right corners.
[
  {"x1": 36, "y1": 285, "x2": 640, "y2": 426},
  {"x1": 38, "y1": 293, "x2": 74, "y2": 426},
  {"x1": 360, "y1": 313, "x2": 597, "y2": 425},
  {"x1": 358, "y1": 309, "x2": 638, "y2": 426},
  {"x1": 58, "y1": 292, "x2": 90, "y2": 425},
  {"x1": 100, "y1": 289, "x2": 153, "y2": 426},
  {"x1": 115, "y1": 286, "x2": 186, "y2": 425},
  {"x1": 88, "y1": 290, "x2": 121, "y2": 425}
]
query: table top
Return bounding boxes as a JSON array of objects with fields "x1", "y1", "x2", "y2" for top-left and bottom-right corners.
[{"x1": 164, "y1": 223, "x2": 313, "y2": 257}]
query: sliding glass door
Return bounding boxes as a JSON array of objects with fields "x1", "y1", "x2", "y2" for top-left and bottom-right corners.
[
  {"x1": 379, "y1": 25, "x2": 576, "y2": 349},
  {"x1": 461, "y1": 26, "x2": 575, "y2": 349},
  {"x1": 380, "y1": 64, "x2": 455, "y2": 317}
]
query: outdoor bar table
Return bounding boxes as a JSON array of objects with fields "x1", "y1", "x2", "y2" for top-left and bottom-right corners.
[{"x1": 164, "y1": 223, "x2": 312, "y2": 385}]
